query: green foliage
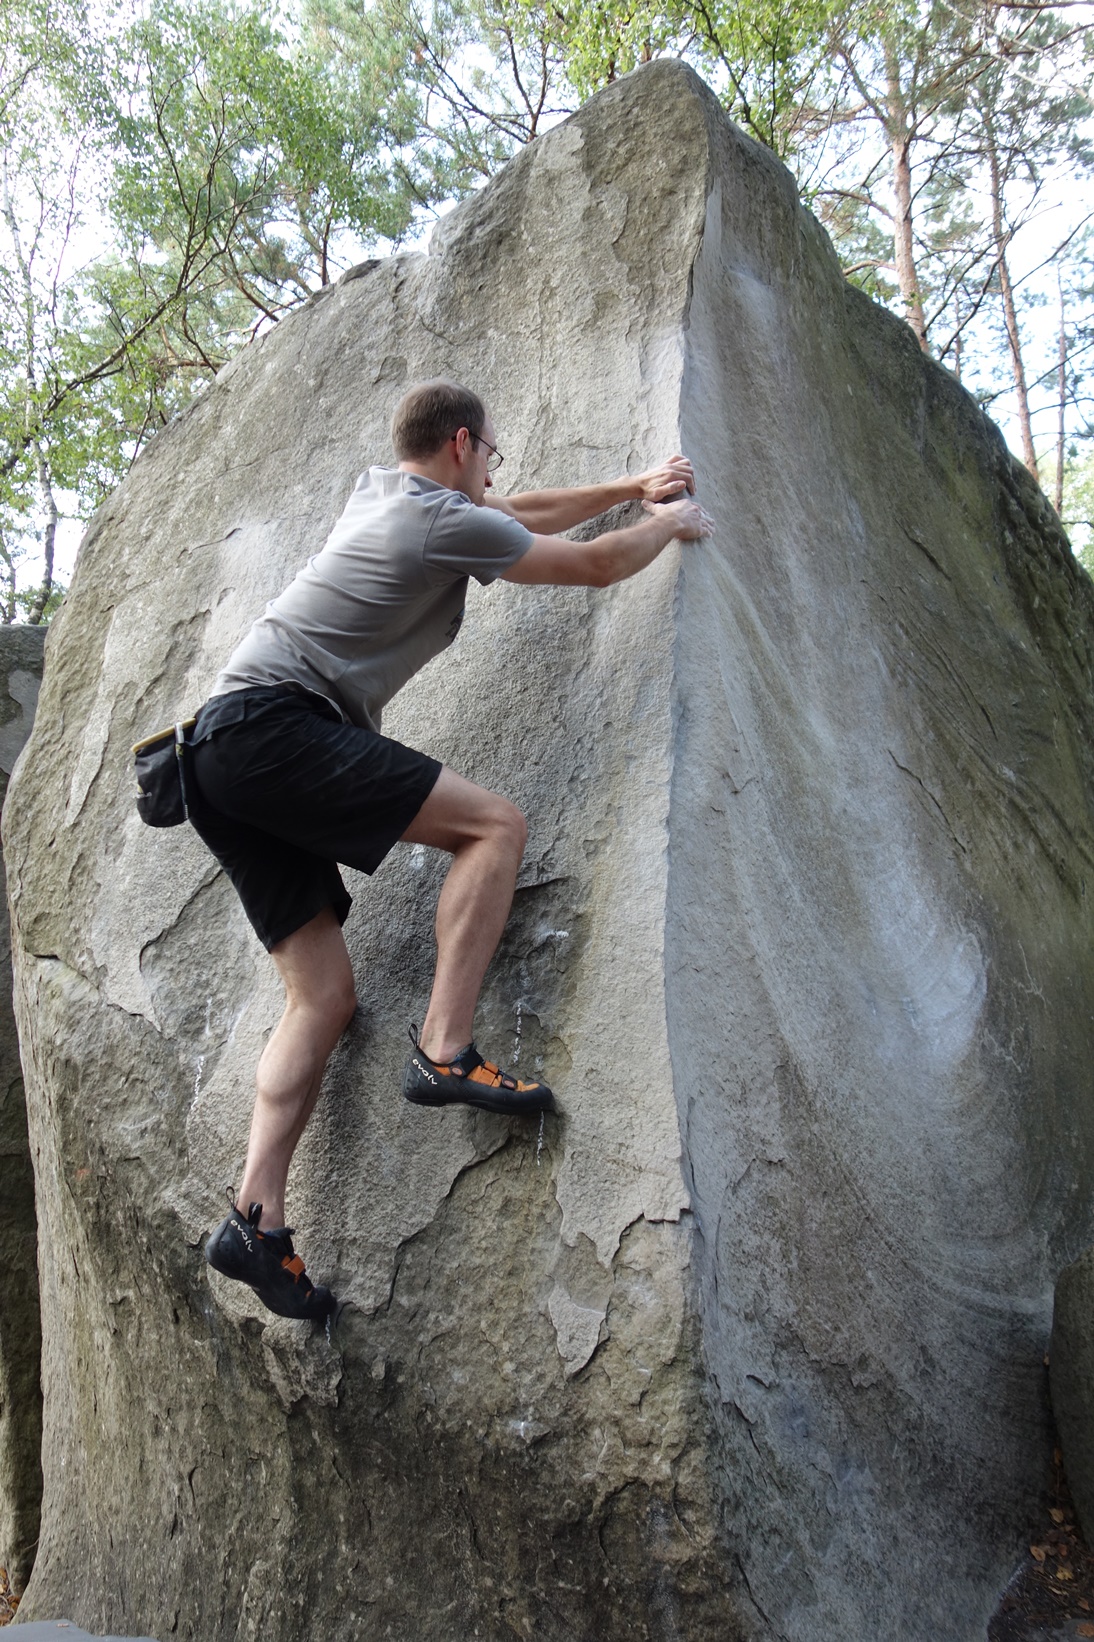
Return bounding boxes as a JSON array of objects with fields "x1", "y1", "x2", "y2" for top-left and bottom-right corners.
[
  {"x1": 347, "y1": 0, "x2": 847, "y2": 166},
  {"x1": 111, "y1": 0, "x2": 422, "y2": 297},
  {"x1": 520, "y1": 0, "x2": 676, "y2": 101},
  {"x1": 309, "y1": 0, "x2": 573, "y2": 184},
  {"x1": 14, "y1": 575, "x2": 65, "y2": 622},
  {"x1": 0, "y1": 0, "x2": 444, "y2": 620},
  {"x1": 1063, "y1": 446, "x2": 1094, "y2": 574},
  {"x1": 685, "y1": 0, "x2": 844, "y2": 156}
]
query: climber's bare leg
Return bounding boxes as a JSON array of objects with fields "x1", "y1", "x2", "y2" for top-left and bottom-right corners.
[
  {"x1": 399, "y1": 766, "x2": 526, "y2": 1063},
  {"x1": 235, "y1": 767, "x2": 529, "y2": 1230},
  {"x1": 236, "y1": 906, "x2": 356, "y2": 1230}
]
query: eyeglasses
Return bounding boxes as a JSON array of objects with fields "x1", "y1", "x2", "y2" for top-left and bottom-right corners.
[{"x1": 471, "y1": 433, "x2": 504, "y2": 473}]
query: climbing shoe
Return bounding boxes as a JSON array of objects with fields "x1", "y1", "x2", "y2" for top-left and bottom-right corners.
[
  {"x1": 403, "y1": 1027, "x2": 555, "y2": 1116},
  {"x1": 204, "y1": 1199, "x2": 336, "y2": 1321}
]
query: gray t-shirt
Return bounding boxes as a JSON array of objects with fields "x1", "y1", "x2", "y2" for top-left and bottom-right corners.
[{"x1": 213, "y1": 467, "x2": 532, "y2": 732}]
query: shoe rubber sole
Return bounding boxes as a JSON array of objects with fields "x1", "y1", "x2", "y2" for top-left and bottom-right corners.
[
  {"x1": 404, "y1": 1083, "x2": 555, "y2": 1115},
  {"x1": 402, "y1": 1040, "x2": 556, "y2": 1117}
]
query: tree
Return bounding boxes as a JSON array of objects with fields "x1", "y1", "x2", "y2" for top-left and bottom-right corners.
[
  {"x1": 956, "y1": 8, "x2": 1094, "y2": 479},
  {"x1": 0, "y1": 0, "x2": 110, "y2": 619},
  {"x1": 779, "y1": 0, "x2": 1093, "y2": 503},
  {"x1": 0, "y1": 0, "x2": 440, "y2": 621},
  {"x1": 322, "y1": 0, "x2": 843, "y2": 174}
]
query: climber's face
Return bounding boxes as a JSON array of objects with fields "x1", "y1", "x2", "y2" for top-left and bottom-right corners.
[
  {"x1": 463, "y1": 413, "x2": 498, "y2": 506},
  {"x1": 437, "y1": 410, "x2": 501, "y2": 506}
]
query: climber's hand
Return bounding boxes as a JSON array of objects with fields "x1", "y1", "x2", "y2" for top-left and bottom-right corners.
[
  {"x1": 633, "y1": 455, "x2": 695, "y2": 503},
  {"x1": 643, "y1": 496, "x2": 713, "y2": 541}
]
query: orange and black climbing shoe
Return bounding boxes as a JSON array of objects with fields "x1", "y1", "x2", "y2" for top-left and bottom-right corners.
[
  {"x1": 403, "y1": 1026, "x2": 555, "y2": 1116},
  {"x1": 204, "y1": 1199, "x2": 336, "y2": 1321}
]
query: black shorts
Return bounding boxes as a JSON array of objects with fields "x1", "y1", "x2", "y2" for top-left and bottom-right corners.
[{"x1": 189, "y1": 685, "x2": 442, "y2": 950}]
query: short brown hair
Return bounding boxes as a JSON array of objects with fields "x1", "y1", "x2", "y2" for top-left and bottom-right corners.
[{"x1": 391, "y1": 380, "x2": 486, "y2": 459}]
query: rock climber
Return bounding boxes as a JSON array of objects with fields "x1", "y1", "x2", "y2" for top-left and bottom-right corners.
[{"x1": 198, "y1": 379, "x2": 713, "y2": 1320}]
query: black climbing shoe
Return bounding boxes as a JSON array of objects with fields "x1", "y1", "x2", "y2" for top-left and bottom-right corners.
[
  {"x1": 204, "y1": 1200, "x2": 336, "y2": 1321},
  {"x1": 403, "y1": 1028, "x2": 555, "y2": 1116}
]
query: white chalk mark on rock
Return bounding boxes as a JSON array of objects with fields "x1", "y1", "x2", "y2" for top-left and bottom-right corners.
[{"x1": 548, "y1": 1283, "x2": 606, "y2": 1376}]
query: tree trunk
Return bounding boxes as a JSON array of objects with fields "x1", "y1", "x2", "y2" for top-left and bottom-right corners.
[
  {"x1": 0, "y1": 535, "x2": 14, "y2": 625},
  {"x1": 885, "y1": 41, "x2": 928, "y2": 352},
  {"x1": 26, "y1": 444, "x2": 56, "y2": 625},
  {"x1": 984, "y1": 110, "x2": 1038, "y2": 480}
]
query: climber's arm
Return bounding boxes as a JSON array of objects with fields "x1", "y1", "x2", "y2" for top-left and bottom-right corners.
[
  {"x1": 486, "y1": 455, "x2": 694, "y2": 534},
  {"x1": 502, "y1": 496, "x2": 713, "y2": 588}
]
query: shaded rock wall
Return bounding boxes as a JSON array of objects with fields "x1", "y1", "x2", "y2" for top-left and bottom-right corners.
[
  {"x1": 0, "y1": 624, "x2": 47, "y2": 1595},
  {"x1": 669, "y1": 104, "x2": 1094, "y2": 1639},
  {"x1": 6, "y1": 61, "x2": 1094, "y2": 1642}
]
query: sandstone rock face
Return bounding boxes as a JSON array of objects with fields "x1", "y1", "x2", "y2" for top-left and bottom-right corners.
[
  {"x1": 669, "y1": 97, "x2": 1094, "y2": 1633},
  {"x1": 0, "y1": 623, "x2": 46, "y2": 1595},
  {"x1": 7, "y1": 61, "x2": 1094, "y2": 1642}
]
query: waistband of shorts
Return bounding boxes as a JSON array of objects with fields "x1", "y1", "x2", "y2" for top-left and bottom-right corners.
[{"x1": 194, "y1": 682, "x2": 346, "y2": 740}]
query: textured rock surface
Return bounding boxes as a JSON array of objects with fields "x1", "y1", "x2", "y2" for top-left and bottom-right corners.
[
  {"x1": 1051, "y1": 1249, "x2": 1094, "y2": 1540},
  {"x1": 670, "y1": 96, "x2": 1094, "y2": 1640},
  {"x1": 0, "y1": 624, "x2": 46, "y2": 1594},
  {"x1": 7, "y1": 60, "x2": 1094, "y2": 1642}
]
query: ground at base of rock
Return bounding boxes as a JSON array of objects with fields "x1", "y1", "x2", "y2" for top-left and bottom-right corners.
[{"x1": 991, "y1": 1459, "x2": 1094, "y2": 1640}]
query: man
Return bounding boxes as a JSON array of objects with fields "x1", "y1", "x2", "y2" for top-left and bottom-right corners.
[{"x1": 199, "y1": 380, "x2": 713, "y2": 1321}]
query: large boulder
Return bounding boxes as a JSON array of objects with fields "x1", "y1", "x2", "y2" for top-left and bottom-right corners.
[
  {"x1": 0, "y1": 623, "x2": 47, "y2": 1596},
  {"x1": 7, "y1": 60, "x2": 1094, "y2": 1642}
]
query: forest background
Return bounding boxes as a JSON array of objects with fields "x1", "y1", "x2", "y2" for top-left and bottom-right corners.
[{"x1": 1, "y1": 0, "x2": 1091, "y2": 622}]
